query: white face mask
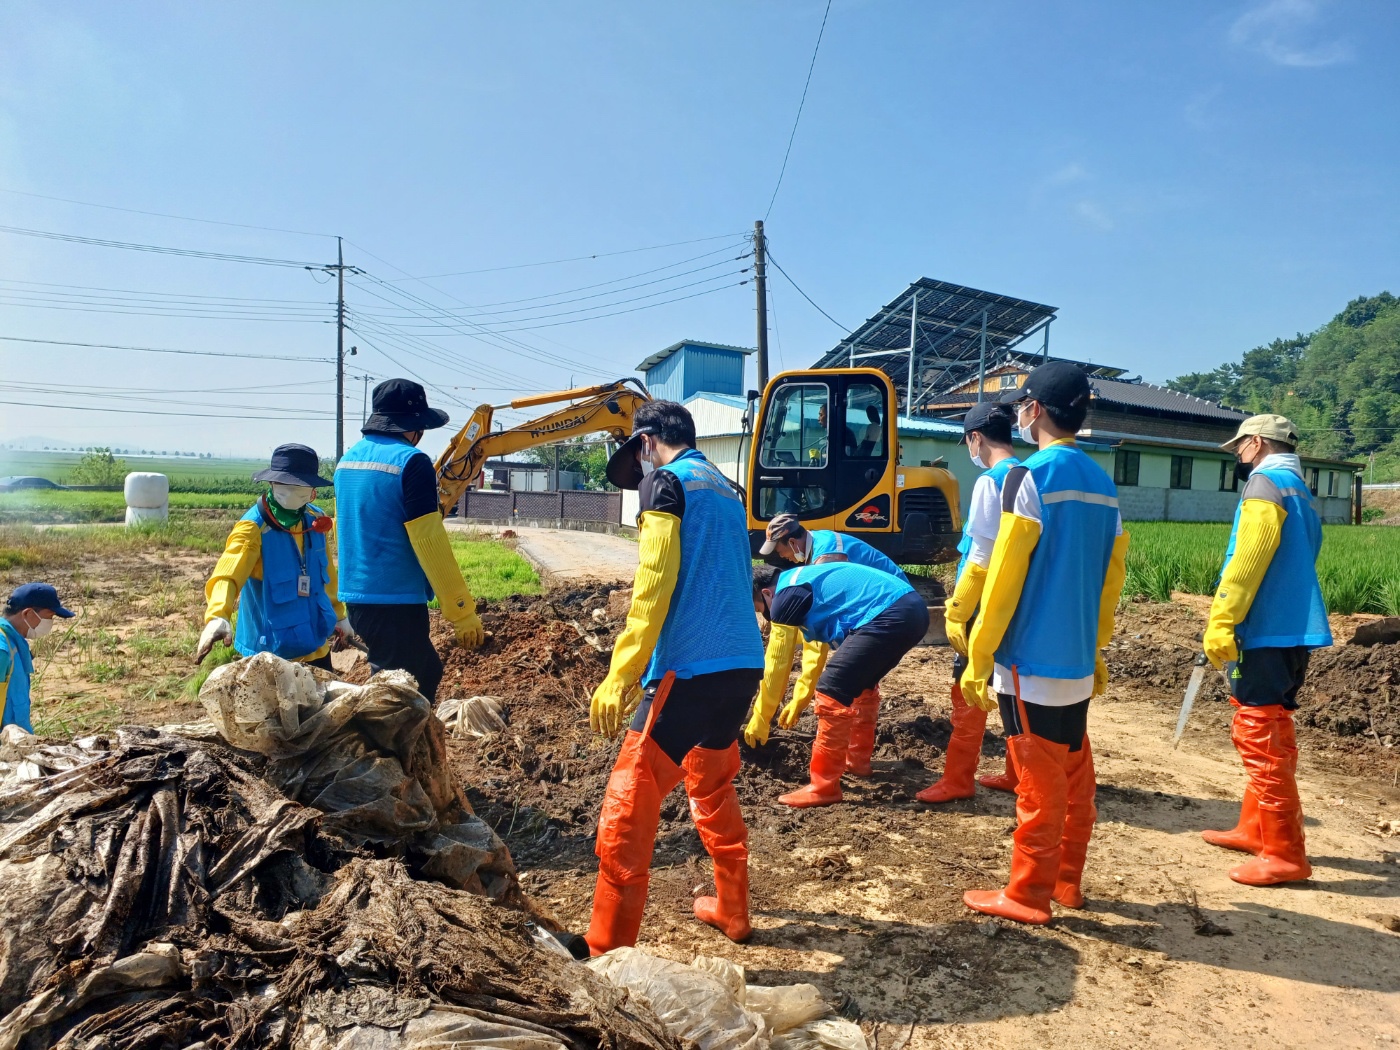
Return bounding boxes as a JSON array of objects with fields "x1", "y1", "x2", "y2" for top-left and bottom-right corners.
[
  {"x1": 639, "y1": 438, "x2": 655, "y2": 476},
  {"x1": 1017, "y1": 405, "x2": 1036, "y2": 445},
  {"x1": 271, "y1": 484, "x2": 315, "y2": 511},
  {"x1": 25, "y1": 612, "x2": 54, "y2": 639},
  {"x1": 971, "y1": 453, "x2": 987, "y2": 469}
]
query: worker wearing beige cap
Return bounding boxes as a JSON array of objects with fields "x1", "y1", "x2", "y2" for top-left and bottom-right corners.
[{"x1": 1200, "y1": 414, "x2": 1330, "y2": 886}]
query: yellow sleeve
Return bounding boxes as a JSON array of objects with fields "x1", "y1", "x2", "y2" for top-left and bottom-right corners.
[
  {"x1": 751, "y1": 623, "x2": 801, "y2": 727},
  {"x1": 945, "y1": 562, "x2": 988, "y2": 626},
  {"x1": 404, "y1": 512, "x2": 478, "y2": 625},
  {"x1": 964, "y1": 512, "x2": 1040, "y2": 687},
  {"x1": 604, "y1": 510, "x2": 682, "y2": 688},
  {"x1": 204, "y1": 520, "x2": 261, "y2": 623},
  {"x1": 1096, "y1": 532, "x2": 1130, "y2": 649},
  {"x1": 323, "y1": 522, "x2": 347, "y2": 620},
  {"x1": 792, "y1": 637, "x2": 828, "y2": 710},
  {"x1": 1207, "y1": 500, "x2": 1284, "y2": 635}
]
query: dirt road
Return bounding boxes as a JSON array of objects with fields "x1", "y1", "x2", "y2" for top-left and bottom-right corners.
[
  {"x1": 446, "y1": 591, "x2": 1400, "y2": 1050},
  {"x1": 449, "y1": 523, "x2": 638, "y2": 586}
]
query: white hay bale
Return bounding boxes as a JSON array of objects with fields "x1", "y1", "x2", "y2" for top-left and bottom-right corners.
[
  {"x1": 125, "y1": 504, "x2": 169, "y2": 526},
  {"x1": 123, "y1": 472, "x2": 169, "y2": 509}
]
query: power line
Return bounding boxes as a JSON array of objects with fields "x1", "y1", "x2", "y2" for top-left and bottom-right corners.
[
  {"x1": 0, "y1": 335, "x2": 333, "y2": 363},
  {"x1": 0, "y1": 186, "x2": 334, "y2": 239},
  {"x1": 765, "y1": 250, "x2": 849, "y2": 332},
  {"x1": 0, "y1": 398, "x2": 337, "y2": 421},
  {"x1": 0, "y1": 223, "x2": 318, "y2": 268},
  {"x1": 765, "y1": 0, "x2": 833, "y2": 220}
]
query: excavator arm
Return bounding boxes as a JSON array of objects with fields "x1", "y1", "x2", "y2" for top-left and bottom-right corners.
[{"x1": 433, "y1": 379, "x2": 652, "y2": 515}]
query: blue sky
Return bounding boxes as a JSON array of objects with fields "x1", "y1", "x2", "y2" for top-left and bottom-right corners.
[{"x1": 1, "y1": 0, "x2": 1395, "y2": 459}]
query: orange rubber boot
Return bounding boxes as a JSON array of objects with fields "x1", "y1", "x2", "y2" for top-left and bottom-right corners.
[
  {"x1": 585, "y1": 730, "x2": 685, "y2": 955},
  {"x1": 1051, "y1": 735, "x2": 1097, "y2": 908},
  {"x1": 977, "y1": 712, "x2": 1020, "y2": 792},
  {"x1": 845, "y1": 687, "x2": 881, "y2": 777},
  {"x1": 778, "y1": 694, "x2": 855, "y2": 808},
  {"x1": 917, "y1": 683, "x2": 987, "y2": 803},
  {"x1": 1227, "y1": 705, "x2": 1310, "y2": 886},
  {"x1": 684, "y1": 743, "x2": 752, "y2": 942},
  {"x1": 964, "y1": 732, "x2": 1067, "y2": 925},
  {"x1": 1202, "y1": 787, "x2": 1262, "y2": 855}
]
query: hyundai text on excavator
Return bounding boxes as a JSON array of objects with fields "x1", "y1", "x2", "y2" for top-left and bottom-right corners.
[{"x1": 432, "y1": 369, "x2": 961, "y2": 565}]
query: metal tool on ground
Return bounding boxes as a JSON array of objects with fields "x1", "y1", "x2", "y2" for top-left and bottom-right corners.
[{"x1": 1173, "y1": 652, "x2": 1210, "y2": 749}]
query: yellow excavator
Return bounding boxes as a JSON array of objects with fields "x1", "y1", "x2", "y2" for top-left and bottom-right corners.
[{"x1": 433, "y1": 369, "x2": 961, "y2": 564}]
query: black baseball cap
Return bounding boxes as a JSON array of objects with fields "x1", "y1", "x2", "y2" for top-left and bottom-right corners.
[
  {"x1": 4, "y1": 582, "x2": 75, "y2": 618},
  {"x1": 1002, "y1": 361, "x2": 1092, "y2": 412},
  {"x1": 958, "y1": 401, "x2": 1014, "y2": 444},
  {"x1": 363, "y1": 378, "x2": 450, "y2": 435},
  {"x1": 252, "y1": 443, "x2": 332, "y2": 487}
]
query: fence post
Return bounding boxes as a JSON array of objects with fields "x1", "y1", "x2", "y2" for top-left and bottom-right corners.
[{"x1": 1355, "y1": 474, "x2": 1363, "y2": 525}]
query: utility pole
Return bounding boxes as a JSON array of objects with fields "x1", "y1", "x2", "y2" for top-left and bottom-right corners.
[
  {"x1": 309, "y1": 239, "x2": 360, "y2": 460},
  {"x1": 360, "y1": 372, "x2": 372, "y2": 426},
  {"x1": 753, "y1": 220, "x2": 769, "y2": 394}
]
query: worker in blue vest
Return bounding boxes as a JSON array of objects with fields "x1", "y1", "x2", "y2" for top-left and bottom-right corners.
[
  {"x1": 1, "y1": 583, "x2": 75, "y2": 733},
  {"x1": 585, "y1": 401, "x2": 764, "y2": 954},
  {"x1": 749, "y1": 560, "x2": 929, "y2": 807},
  {"x1": 1200, "y1": 414, "x2": 1331, "y2": 886},
  {"x1": 752, "y1": 513, "x2": 911, "y2": 777},
  {"x1": 335, "y1": 379, "x2": 484, "y2": 702},
  {"x1": 959, "y1": 362, "x2": 1129, "y2": 925},
  {"x1": 918, "y1": 401, "x2": 1022, "y2": 803},
  {"x1": 197, "y1": 444, "x2": 349, "y2": 669}
]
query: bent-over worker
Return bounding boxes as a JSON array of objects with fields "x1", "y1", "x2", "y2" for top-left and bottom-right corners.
[
  {"x1": 958, "y1": 362, "x2": 1129, "y2": 925},
  {"x1": 197, "y1": 444, "x2": 349, "y2": 669},
  {"x1": 918, "y1": 401, "x2": 1021, "y2": 803},
  {"x1": 749, "y1": 560, "x2": 929, "y2": 808},
  {"x1": 753, "y1": 512, "x2": 910, "y2": 778},
  {"x1": 1200, "y1": 414, "x2": 1330, "y2": 886},
  {"x1": 1, "y1": 583, "x2": 75, "y2": 732},
  {"x1": 585, "y1": 400, "x2": 764, "y2": 955},
  {"x1": 335, "y1": 379, "x2": 484, "y2": 701}
]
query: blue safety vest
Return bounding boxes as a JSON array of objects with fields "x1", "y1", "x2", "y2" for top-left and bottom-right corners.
[
  {"x1": 0, "y1": 620, "x2": 33, "y2": 733},
  {"x1": 644, "y1": 450, "x2": 764, "y2": 684},
  {"x1": 1225, "y1": 466, "x2": 1332, "y2": 650},
  {"x1": 955, "y1": 456, "x2": 1021, "y2": 580},
  {"x1": 809, "y1": 530, "x2": 910, "y2": 584},
  {"x1": 996, "y1": 444, "x2": 1119, "y2": 680},
  {"x1": 774, "y1": 561, "x2": 916, "y2": 647},
  {"x1": 336, "y1": 434, "x2": 433, "y2": 604},
  {"x1": 232, "y1": 501, "x2": 338, "y2": 660}
]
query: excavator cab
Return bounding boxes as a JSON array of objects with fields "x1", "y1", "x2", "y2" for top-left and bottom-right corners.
[{"x1": 745, "y1": 368, "x2": 961, "y2": 564}]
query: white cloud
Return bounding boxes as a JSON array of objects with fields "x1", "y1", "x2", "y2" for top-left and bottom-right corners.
[
  {"x1": 1047, "y1": 162, "x2": 1089, "y2": 187},
  {"x1": 1073, "y1": 200, "x2": 1114, "y2": 232},
  {"x1": 1229, "y1": 0, "x2": 1353, "y2": 68}
]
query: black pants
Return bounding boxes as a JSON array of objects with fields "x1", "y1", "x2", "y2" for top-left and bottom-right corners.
[
  {"x1": 628, "y1": 667, "x2": 762, "y2": 766},
  {"x1": 347, "y1": 602, "x2": 444, "y2": 701},
  {"x1": 1228, "y1": 646, "x2": 1312, "y2": 710},
  {"x1": 304, "y1": 653, "x2": 335, "y2": 672},
  {"x1": 818, "y1": 592, "x2": 930, "y2": 704},
  {"x1": 997, "y1": 694, "x2": 1090, "y2": 751}
]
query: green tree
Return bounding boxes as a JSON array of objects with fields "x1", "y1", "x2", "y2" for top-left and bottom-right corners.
[
  {"x1": 524, "y1": 438, "x2": 612, "y2": 489},
  {"x1": 67, "y1": 447, "x2": 128, "y2": 487}
]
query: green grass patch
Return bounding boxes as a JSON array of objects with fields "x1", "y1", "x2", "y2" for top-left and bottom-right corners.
[
  {"x1": 0, "y1": 490, "x2": 330, "y2": 525},
  {"x1": 0, "y1": 519, "x2": 234, "y2": 574},
  {"x1": 0, "y1": 449, "x2": 268, "y2": 486},
  {"x1": 445, "y1": 534, "x2": 541, "y2": 602},
  {"x1": 1122, "y1": 521, "x2": 1400, "y2": 615}
]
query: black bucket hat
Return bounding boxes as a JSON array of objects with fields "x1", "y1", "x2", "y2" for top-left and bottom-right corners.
[
  {"x1": 363, "y1": 378, "x2": 450, "y2": 435},
  {"x1": 605, "y1": 425, "x2": 662, "y2": 490},
  {"x1": 252, "y1": 443, "x2": 332, "y2": 487}
]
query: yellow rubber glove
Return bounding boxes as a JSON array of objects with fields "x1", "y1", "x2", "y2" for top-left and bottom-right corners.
[
  {"x1": 745, "y1": 622, "x2": 800, "y2": 746},
  {"x1": 944, "y1": 562, "x2": 987, "y2": 658},
  {"x1": 405, "y1": 512, "x2": 483, "y2": 648},
  {"x1": 779, "y1": 639, "x2": 828, "y2": 728},
  {"x1": 592, "y1": 510, "x2": 681, "y2": 737},
  {"x1": 1093, "y1": 532, "x2": 1130, "y2": 697},
  {"x1": 1204, "y1": 500, "x2": 1284, "y2": 669},
  {"x1": 960, "y1": 512, "x2": 1040, "y2": 712}
]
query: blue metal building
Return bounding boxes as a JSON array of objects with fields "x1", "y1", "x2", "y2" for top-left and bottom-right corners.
[{"x1": 635, "y1": 340, "x2": 754, "y2": 402}]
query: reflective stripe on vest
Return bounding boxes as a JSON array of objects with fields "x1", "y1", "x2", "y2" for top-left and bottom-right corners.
[
  {"x1": 810, "y1": 530, "x2": 910, "y2": 584},
  {"x1": 232, "y1": 502, "x2": 338, "y2": 660},
  {"x1": 643, "y1": 450, "x2": 764, "y2": 683},
  {"x1": 335, "y1": 434, "x2": 433, "y2": 604},
  {"x1": 995, "y1": 444, "x2": 1119, "y2": 680},
  {"x1": 1226, "y1": 466, "x2": 1332, "y2": 650},
  {"x1": 775, "y1": 560, "x2": 915, "y2": 646}
]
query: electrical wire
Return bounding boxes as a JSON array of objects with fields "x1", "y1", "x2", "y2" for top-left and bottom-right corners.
[
  {"x1": 0, "y1": 335, "x2": 334, "y2": 363},
  {"x1": 0, "y1": 277, "x2": 332, "y2": 307},
  {"x1": 765, "y1": 250, "x2": 850, "y2": 332},
  {"x1": 0, "y1": 398, "x2": 336, "y2": 420},
  {"x1": 0, "y1": 223, "x2": 319, "y2": 268},
  {"x1": 765, "y1": 0, "x2": 833, "y2": 220},
  {"x1": 0, "y1": 186, "x2": 334, "y2": 239}
]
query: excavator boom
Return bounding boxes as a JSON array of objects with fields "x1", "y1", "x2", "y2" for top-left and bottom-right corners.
[{"x1": 433, "y1": 378, "x2": 651, "y2": 515}]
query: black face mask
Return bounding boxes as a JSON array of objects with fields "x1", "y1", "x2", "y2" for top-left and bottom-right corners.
[{"x1": 1234, "y1": 459, "x2": 1254, "y2": 483}]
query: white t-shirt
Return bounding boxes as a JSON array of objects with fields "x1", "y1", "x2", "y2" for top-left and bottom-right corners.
[{"x1": 988, "y1": 466, "x2": 1124, "y2": 707}]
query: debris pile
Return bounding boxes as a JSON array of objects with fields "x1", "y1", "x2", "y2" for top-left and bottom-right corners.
[{"x1": 1296, "y1": 641, "x2": 1400, "y2": 740}]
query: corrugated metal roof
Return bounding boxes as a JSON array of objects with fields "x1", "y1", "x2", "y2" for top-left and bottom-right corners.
[
  {"x1": 1088, "y1": 377, "x2": 1248, "y2": 423},
  {"x1": 636, "y1": 339, "x2": 754, "y2": 373},
  {"x1": 685, "y1": 392, "x2": 749, "y2": 409}
]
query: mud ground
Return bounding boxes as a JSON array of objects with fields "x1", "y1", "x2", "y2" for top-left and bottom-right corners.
[{"x1": 435, "y1": 588, "x2": 1400, "y2": 1050}]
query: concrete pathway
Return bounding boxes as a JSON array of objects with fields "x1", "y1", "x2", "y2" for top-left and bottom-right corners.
[{"x1": 446, "y1": 521, "x2": 637, "y2": 587}]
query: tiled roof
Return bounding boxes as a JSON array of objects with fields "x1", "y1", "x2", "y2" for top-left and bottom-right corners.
[{"x1": 1088, "y1": 377, "x2": 1247, "y2": 423}]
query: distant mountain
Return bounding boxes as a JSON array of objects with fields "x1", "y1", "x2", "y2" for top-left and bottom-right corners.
[{"x1": 1169, "y1": 292, "x2": 1400, "y2": 466}]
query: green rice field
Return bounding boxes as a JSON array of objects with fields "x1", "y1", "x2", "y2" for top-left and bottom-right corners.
[
  {"x1": 0, "y1": 449, "x2": 268, "y2": 488},
  {"x1": 1123, "y1": 521, "x2": 1400, "y2": 615}
]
